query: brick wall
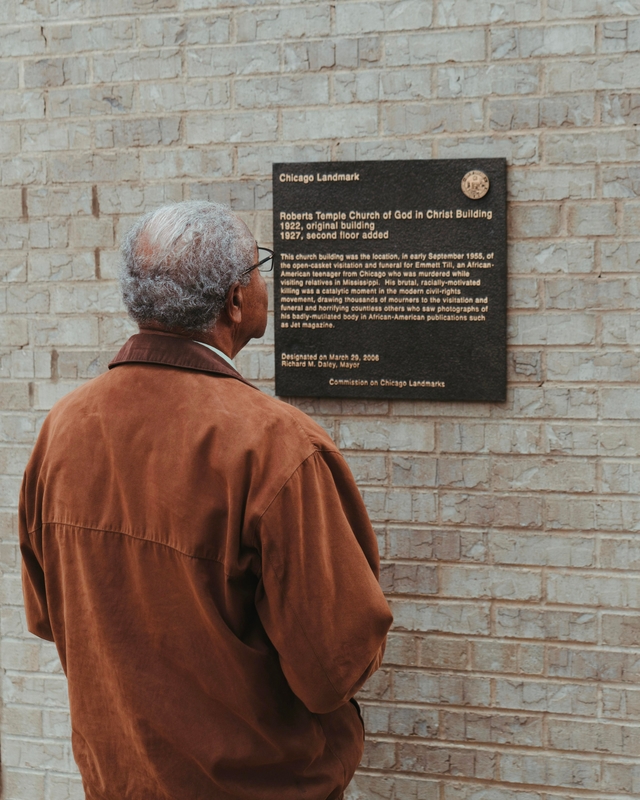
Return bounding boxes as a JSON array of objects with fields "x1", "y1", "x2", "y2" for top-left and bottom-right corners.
[{"x1": 1, "y1": 1, "x2": 639, "y2": 798}]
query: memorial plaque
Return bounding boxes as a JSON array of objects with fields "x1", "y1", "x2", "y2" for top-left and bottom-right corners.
[{"x1": 273, "y1": 159, "x2": 507, "y2": 401}]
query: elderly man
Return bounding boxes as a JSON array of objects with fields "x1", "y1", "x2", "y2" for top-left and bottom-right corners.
[{"x1": 20, "y1": 201, "x2": 393, "y2": 800}]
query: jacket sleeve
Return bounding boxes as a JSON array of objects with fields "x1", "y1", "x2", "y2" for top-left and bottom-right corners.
[
  {"x1": 19, "y1": 478, "x2": 54, "y2": 642},
  {"x1": 254, "y1": 448, "x2": 393, "y2": 714}
]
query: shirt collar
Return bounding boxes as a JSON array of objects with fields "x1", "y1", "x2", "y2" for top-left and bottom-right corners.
[
  {"x1": 193, "y1": 341, "x2": 237, "y2": 371},
  {"x1": 108, "y1": 331, "x2": 255, "y2": 390}
]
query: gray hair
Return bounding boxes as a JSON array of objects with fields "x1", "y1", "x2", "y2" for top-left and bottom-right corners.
[{"x1": 119, "y1": 201, "x2": 254, "y2": 334}]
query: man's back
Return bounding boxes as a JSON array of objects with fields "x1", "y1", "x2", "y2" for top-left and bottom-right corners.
[{"x1": 20, "y1": 335, "x2": 392, "y2": 800}]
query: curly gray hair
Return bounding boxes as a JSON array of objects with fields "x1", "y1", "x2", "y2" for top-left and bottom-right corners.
[{"x1": 119, "y1": 201, "x2": 255, "y2": 334}]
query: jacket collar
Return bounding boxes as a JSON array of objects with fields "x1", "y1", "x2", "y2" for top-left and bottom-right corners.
[{"x1": 109, "y1": 330, "x2": 256, "y2": 389}]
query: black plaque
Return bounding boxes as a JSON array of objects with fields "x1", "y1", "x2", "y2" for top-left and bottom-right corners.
[{"x1": 273, "y1": 159, "x2": 506, "y2": 401}]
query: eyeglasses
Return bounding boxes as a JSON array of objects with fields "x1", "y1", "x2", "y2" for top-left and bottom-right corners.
[{"x1": 243, "y1": 246, "x2": 275, "y2": 276}]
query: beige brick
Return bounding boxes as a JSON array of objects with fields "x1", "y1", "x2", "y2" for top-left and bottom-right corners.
[
  {"x1": 442, "y1": 710, "x2": 542, "y2": 747},
  {"x1": 437, "y1": 64, "x2": 540, "y2": 98},
  {"x1": 47, "y1": 773, "x2": 86, "y2": 800},
  {"x1": 438, "y1": 135, "x2": 539, "y2": 165},
  {"x1": 509, "y1": 204, "x2": 561, "y2": 238},
  {"x1": 601, "y1": 388, "x2": 640, "y2": 420},
  {"x1": 567, "y1": 202, "x2": 617, "y2": 235},
  {"x1": 380, "y1": 562, "x2": 438, "y2": 595},
  {"x1": 441, "y1": 565, "x2": 542, "y2": 601},
  {"x1": 602, "y1": 313, "x2": 640, "y2": 345},
  {"x1": 363, "y1": 488, "x2": 436, "y2": 522},
  {"x1": 49, "y1": 152, "x2": 139, "y2": 183},
  {"x1": 435, "y1": 0, "x2": 542, "y2": 26},
  {"x1": 472, "y1": 640, "x2": 544, "y2": 675},
  {"x1": 50, "y1": 283, "x2": 122, "y2": 314},
  {"x1": 441, "y1": 493, "x2": 543, "y2": 528},
  {"x1": 339, "y1": 419, "x2": 435, "y2": 452},
  {"x1": 138, "y1": 14, "x2": 230, "y2": 47},
  {"x1": 509, "y1": 277, "x2": 540, "y2": 308},
  {"x1": 388, "y1": 528, "x2": 487, "y2": 562},
  {"x1": 187, "y1": 44, "x2": 280, "y2": 78},
  {"x1": 94, "y1": 49, "x2": 182, "y2": 82},
  {"x1": 186, "y1": 112, "x2": 277, "y2": 145},
  {"x1": 391, "y1": 600, "x2": 491, "y2": 635},
  {"x1": 602, "y1": 91, "x2": 640, "y2": 125},
  {"x1": 48, "y1": 84, "x2": 135, "y2": 118},
  {"x1": 622, "y1": 201, "x2": 640, "y2": 235},
  {"x1": 508, "y1": 167, "x2": 595, "y2": 200},
  {"x1": 546, "y1": 129, "x2": 640, "y2": 163},
  {"x1": 493, "y1": 457, "x2": 595, "y2": 493},
  {"x1": 33, "y1": 380, "x2": 82, "y2": 410},
  {"x1": 0, "y1": 90, "x2": 46, "y2": 121},
  {"x1": 29, "y1": 252, "x2": 94, "y2": 282},
  {"x1": 31, "y1": 317, "x2": 98, "y2": 347},
  {"x1": 28, "y1": 186, "x2": 92, "y2": 217},
  {"x1": 508, "y1": 314, "x2": 595, "y2": 345},
  {"x1": 282, "y1": 107, "x2": 378, "y2": 140},
  {"x1": 2, "y1": 156, "x2": 46, "y2": 186},
  {"x1": 0, "y1": 124, "x2": 21, "y2": 154},
  {"x1": 549, "y1": 645, "x2": 640, "y2": 682},
  {"x1": 0, "y1": 188, "x2": 22, "y2": 219},
  {"x1": 603, "y1": 166, "x2": 640, "y2": 198},
  {"x1": 604, "y1": 762, "x2": 640, "y2": 794},
  {"x1": 509, "y1": 241, "x2": 594, "y2": 274},
  {"x1": 387, "y1": 29, "x2": 485, "y2": 65},
  {"x1": 349, "y1": 775, "x2": 439, "y2": 800},
  {"x1": 492, "y1": 24, "x2": 595, "y2": 59},
  {"x1": 547, "y1": 424, "x2": 598, "y2": 460},
  {"x1": 236, "y1": 75, "x2": 329, "y2": 109},
  {"x1": 336, "y1": 1, "x2": 433, "y2": 34},
  {"x1": 44, "y1": 19, "x2": 134, "y2": 52},
  {"x1": 3, "y1": 738, "x2": 74, "y2": 773},
  {"x1": 548, "y1": 572, "x2": 640, "y2": 608},
  {"x1": 499, "y1": 752, "x2": 599, "y2": 790},
  {"x1": 239, "y1": 6, "x2": 331, "y2": 40},
  {"x1": 346, "y1": 454, "x2": 387, "y2": 485},
  {"x1": 601, "y1": 537, "x2": 640, "y2": 570},
  {"x1": 3, "y1": 768, "x2": 45, "y2": 799},
  {"x1": 0, "y1": 24, "x2": 46, "y2": 56},
  {"x1": 419, "y1": 635, "x2": 469, "y2": 669},
  {"x1": 394, "y1": 669, "x2": 491, "y2": 705},
  {"x1": 141, "y1": 149, "x2": 232, "y2": 180},
  {"x1": 603, "y1": 687, "x2": 640, "y2": 720},
  {"x1": 23, "y1": 56, "x2": 89, "y2": 88},
  {"x1": 492, "y1": 532, "x2": 595, "y2": 567},
  {"x1": 334, "y1": 137, "x2": 434, "y2": 161},
  {"x1": 496, "y1": 678, "x2": 598, "y2": 716},
  {"x1": 495, "y1": 606, "x2": 598, "y2": 642},
  {"x1": 548, "y1": 0, "x2": 640, "y2": 18},
  {"x1": 95, "y1": 117, "x2": 180, "y2": 148},
  {"x1": 442, "y1": 786, "x2": 543, "y2": 800},
  {"x1": 382, "y1": 101, "x2": 483, "y2": 135},
  {"x1": 396, "y1": 742, "x2": 495, "y2": 779},
  {"x1": 139, "y1": 81, "x2": 229, "y2": 113}
]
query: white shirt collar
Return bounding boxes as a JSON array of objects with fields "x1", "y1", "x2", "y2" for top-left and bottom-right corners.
[{"x1": 193, "y1": 341, "x2": 237, "y2": 371}]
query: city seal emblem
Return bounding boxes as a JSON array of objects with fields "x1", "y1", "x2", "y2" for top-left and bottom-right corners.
[{"x1": 461, "y1": 170, "x2": 490, "y2": 200}]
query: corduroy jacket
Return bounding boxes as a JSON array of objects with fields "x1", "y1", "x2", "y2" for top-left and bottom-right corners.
[{"x1": 20, "y1": 331, "x2": 393, "y2": 800}]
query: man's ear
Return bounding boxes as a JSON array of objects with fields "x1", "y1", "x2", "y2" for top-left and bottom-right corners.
[{"x1": 224, "y1": 282, "x2": 243, "y2": 325}]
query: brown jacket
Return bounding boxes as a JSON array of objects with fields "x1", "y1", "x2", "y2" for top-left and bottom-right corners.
[{"x1": 20, "y1": 332, "x2": 393, "y2": 800}]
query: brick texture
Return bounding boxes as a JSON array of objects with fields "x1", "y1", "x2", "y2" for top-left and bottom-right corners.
[{"x1": 1, "y1": 2, "x2": 639, "y2": 799}]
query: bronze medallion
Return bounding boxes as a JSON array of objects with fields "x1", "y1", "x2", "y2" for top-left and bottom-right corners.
[{"x1": 461, "y1": 170, "x2": 490, "y2": 200}]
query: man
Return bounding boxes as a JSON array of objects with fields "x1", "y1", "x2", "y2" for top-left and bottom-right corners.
[{"x1": 20, "y1": 201, "x2": 393, "y2": 800}]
